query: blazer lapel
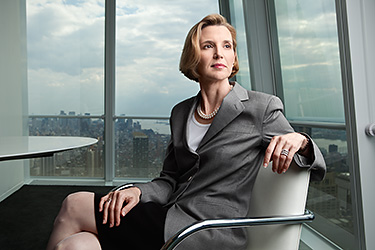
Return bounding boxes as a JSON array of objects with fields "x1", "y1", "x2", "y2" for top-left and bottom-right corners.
[{"x1": 197, "y1": 83, "x2": 249, "y2": 150}]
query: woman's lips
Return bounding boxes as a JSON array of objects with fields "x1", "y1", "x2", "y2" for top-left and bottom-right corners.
[{"x1": 212, "y1": 63, "x2": 226, "y2": 69}]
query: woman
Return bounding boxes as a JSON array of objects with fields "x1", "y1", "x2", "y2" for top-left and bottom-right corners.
[{"x1": 47, "y1": 14, "x2": 325, "y2": 250}]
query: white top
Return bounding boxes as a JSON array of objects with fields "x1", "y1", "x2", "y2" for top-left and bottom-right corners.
[{"x1": 187, "y1": 113, "x2": 211, "y2": 151}]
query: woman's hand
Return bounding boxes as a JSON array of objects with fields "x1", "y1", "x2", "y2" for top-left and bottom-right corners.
[
  {"x1": 99, "y1": 187, "x2": 141, "y2": 228},
  {"x1": 263, "y1": 132, "x2": 309, "y2": 174}
]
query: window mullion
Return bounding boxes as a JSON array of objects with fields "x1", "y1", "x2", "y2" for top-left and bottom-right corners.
[{"x1": 104, "y1": 0, "x2": 116, "y2": 184}]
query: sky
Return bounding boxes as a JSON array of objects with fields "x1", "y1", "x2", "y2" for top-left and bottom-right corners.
[
  {"x1": 26, "y1": 0, "x2": 345, "y2": 122},
  {"x1": 27, "y1": 0, "x2": 219, "y2": 116},
  {"x1": 274, "y1": 0, "x2": 344, "y2": 122}
]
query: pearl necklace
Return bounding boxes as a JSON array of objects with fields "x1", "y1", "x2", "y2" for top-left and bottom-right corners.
[
  {"x1": 197, "y1": 103, "x2": 220, "y2": 120},
  {"x1": 196, "y1": 84, "x2": 233, "y2": 120}
]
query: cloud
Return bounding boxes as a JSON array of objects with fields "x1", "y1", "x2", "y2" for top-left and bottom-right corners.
[
  {"x1": 27, "y1": 0, "x2": 344, "y2": 121},
  {"x1": 27, "y1": 0, "x2": 218, "y2": 116},
  {"x1": 274, "y1": 0, "x2": 344, "y2": 121},
  {"x1": 28, "y1": 67, "x2": 104, "y2": 115}
]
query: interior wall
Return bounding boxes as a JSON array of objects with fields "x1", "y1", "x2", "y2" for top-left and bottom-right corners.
[{"x1": 0, "y1": 0, "x2": 27, "y2": 201}]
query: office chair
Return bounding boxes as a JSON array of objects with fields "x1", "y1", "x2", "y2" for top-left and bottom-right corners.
[{"x1": 161, "y1": 162, "x2": 313, "y2": 250}]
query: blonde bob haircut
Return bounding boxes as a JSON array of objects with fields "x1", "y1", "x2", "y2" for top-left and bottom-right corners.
[{"x1": 179, "y1": 14, "x2": 239, "y2": 82}]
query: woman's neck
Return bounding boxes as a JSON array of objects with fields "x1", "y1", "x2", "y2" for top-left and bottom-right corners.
[
  {"x1": 199, "y1": 79, "x2": 231, "y2": 106},
  {"x1": 195, "y1": 79, "x2": 233, "y2": 124}
]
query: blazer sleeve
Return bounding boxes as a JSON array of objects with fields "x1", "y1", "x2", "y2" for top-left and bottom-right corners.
[{"x1": 261, "y1": 96, "x2": 326, "y2": 181}]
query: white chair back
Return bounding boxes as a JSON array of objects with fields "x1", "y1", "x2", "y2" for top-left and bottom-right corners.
[{"x1": 247, "y1": 162, "x2": 310, "y2": 250}]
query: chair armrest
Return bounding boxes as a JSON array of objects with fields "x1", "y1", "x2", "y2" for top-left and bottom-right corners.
[
  {"x1": 109, "y1": 183, "x2": 135, "y2": 193},
  {"x1": 160, "y1": 209, "x2": 314, "y2": 250}
]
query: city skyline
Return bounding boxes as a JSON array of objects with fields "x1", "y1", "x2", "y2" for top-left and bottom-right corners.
[{"x1": 29, "y1": 113, "x2": 170, "y2": 179}]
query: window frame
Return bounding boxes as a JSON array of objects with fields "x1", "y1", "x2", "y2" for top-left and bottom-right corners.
[{"x1": 219, "y1": 0, "x2": 363, "y2": 249}]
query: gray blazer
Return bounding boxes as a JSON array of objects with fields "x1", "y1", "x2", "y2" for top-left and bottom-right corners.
[{"x1": 136, "y1": 83, "x2": 326, "y2": 249}]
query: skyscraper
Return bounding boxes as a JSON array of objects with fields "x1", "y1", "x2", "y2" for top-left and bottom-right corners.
[{"x1": 132, "y1": 131, "x2": 149, "y2": 170}]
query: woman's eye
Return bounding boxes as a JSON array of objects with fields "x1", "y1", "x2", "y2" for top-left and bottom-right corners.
[
  {"x1": 224, "y1": 44, "x2": 232, "y2": 49},
  {"x1": 203, "y1": 44, "x2": 213, "y2": 49}
]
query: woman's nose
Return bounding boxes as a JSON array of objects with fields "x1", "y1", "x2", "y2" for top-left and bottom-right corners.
[{"x1": 213, "y1": 51, "x2": 223, "y2": 59}]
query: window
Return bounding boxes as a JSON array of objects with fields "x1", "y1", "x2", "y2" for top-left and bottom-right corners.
[
  {"x1": 226, "y1": 0, "x2": 355, "y2": 248},
  {"x1": 114, "y1": 0, "x2": 219, "y2": 179},
  {"x1": 274, "y1": 0, "x2": 345, "y2": 123},
  {"x1": 27, "y1": 0, "x2": 105, "y2": 116},
  {"x1": 27, "y1": 0, "x2": 105, "y2": 178},
  {"x1": 273, "y1": 0, "x2": 354, "y2": 248},
  {"x1": 26, "y1": 0, "x2": 219, "y2": 180},
  {"x1": 227, "y1": 0, "x2": 251, "y2": 90}
]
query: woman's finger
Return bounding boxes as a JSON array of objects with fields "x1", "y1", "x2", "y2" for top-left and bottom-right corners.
[
  {"x1": 99, "y1": 193, "x2": 110, "y2": 212},
  {"x1": 121, "y1": 195, "x2": 140, "y2": 218},
  {"x1": 102, "y1": 195, "x2": 112, "y2": 224},
  {"x1": 263, "y1": 137, "x2": 277, "y2": 168},
  {"x1": 281, "y1": 150, "x2": 294, "y2": 173},
  {"x1": 113, "y1": 191, "x2": 126, "y2": 227},
  {"x1": 117, "y1": 188, "x2": 141, "y2": 226},
  {"x1": 108, "y1": 195, "x2": 116, "y2": 228},
  {"x1": 271, "y1": 136, "x2": 286, "y2": 173}
]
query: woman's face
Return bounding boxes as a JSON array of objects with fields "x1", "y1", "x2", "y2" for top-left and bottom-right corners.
[{"x1": 197, "y1": 25, "x2": 236, "y2": 83}]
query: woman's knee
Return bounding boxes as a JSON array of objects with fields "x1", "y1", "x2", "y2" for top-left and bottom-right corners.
[
  {"x1": 54, "y1": 232, "x2": 101, "y2": 250},
  {"x1": 55, "y1": 192, "x2": 93, "y2": 227}
]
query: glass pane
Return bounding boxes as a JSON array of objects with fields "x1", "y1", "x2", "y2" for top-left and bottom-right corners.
[
  {"x1": 274, "y1": 0, "x2": 355, "y2": 248},
  {"x1": 293, "y1": 125, "x2": 355, "y2": 249},
  {"x1": 274, "y1": 0, "x2": 344, "y2": 123},
  {"x1": 27, "y1": 0, "x2": 105, "y2": 178},
  {"x1": 228, "y1": 0, "x2": 251, "y2": 90},
  {"x1": 115, "y1": 0, "x2": 219, "y2": 178},
  {"x1": 27, "y1": 0, "x2": 105, "y2": 116}
]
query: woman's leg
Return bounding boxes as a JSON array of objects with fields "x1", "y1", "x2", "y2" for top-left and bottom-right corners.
[
  {"x1": 54, "y1": 232, "x2": 101, "y2": 250},
  {"x1": 46, "y1": 192, "x2": 100, "y2": 250}
]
